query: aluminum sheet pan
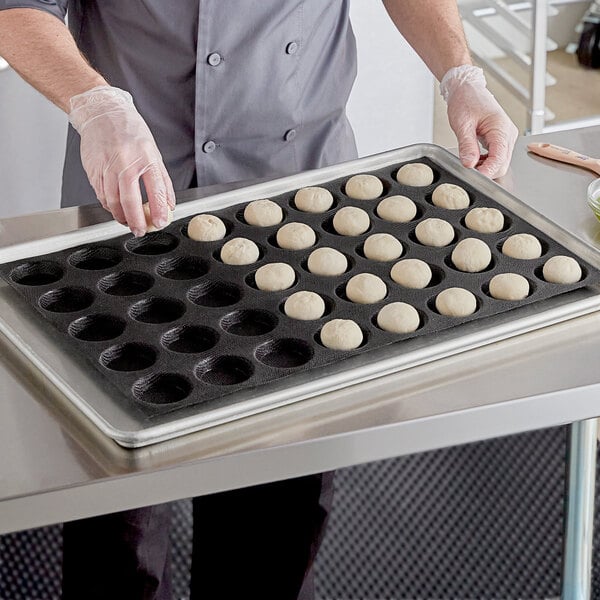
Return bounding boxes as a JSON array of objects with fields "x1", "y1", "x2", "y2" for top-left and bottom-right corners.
[{"x1": 2, "y1": 144, "x2": 600, "y2": 447}]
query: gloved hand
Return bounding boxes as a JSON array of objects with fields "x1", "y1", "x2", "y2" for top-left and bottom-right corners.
[
  {"x1": 441, "y1": 65, "x2": 519, "y2": 179},
  {"x1": 68, "y1": 85, "x2": 175, "y2": 237}
]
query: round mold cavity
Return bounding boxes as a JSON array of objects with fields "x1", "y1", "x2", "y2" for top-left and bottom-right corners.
[
  {"x1": 68, "y1": 314, "x2": 126, "y2": 342},
  {"x1": 129, "y1": 297, "x2": 185, "y2": 324},
  {"x1": 39, "y1": 287, "x2": 94, "y2": 313},
  {"x1": 68, "y1": 246, "x2": 122, "y2": 270},
  {"x1": 98, "y1": 271, "x2": 154, "y2": 296},
  {"x1": 10, "y1": 261, "x2": 64, "y2": 286},
  {"x1": 195, "y1": 355, "x2": 254, "y2": 386},
  {"x1": 255, "y1": 338, "x2": 313, "y2": 368},
  {"x1": 443, "y1": 252, "x2": 496, "y2": 274},
  {"x1": 182, "y1": 216, "x2": 233, "y2": 238},
  {"x1": 162, "y1": 325, "x2": 219, "y2": 354},
  {"x1": 220, "y1": 309, "x2": 278, "y2": 336},
  {"x1": 132, "y1": 373, "x2": 192, "y2": 405},
  {"x1": 100, "y1": 342, "x2": 157, "y2": 372},
  {"x1": 125, "y1": 232, "x2": 179, "y2": 256},
  {"x1": 188, "y1": 280, "x2": 243, "y2": 308},
  {"x1": 156, "y1": 256, "x2": 209, "y2": 280}
]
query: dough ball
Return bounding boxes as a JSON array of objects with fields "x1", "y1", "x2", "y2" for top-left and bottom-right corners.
[
  {"x1": 143, "y1": 203, "x2": 173, "y2": 233},
  {"x1": 488, "y1": 273, "x2": 530, "y2": 301},
  {"x1": 431, "y1": 183, "x2": 470, "y2": 210},
  {"x1": 244, "y1": 199, "x2": 283, "y2": 227},
  {"x1": 307, "y1": 248, "x2": 348, "y2": 276},
  {"x1": 294, "y1": 187, "x2": 334, "y2": 213},
  {"x1": 390, "y1": 259, "x2": 432, "y2": 289},
  {"x1": 542, "y1": 255, "x2": 582, "y2": 284},
  {"x1": 255, "y1": 263, "x2": 296, "y2": 291},
  {"x1": 320, "y1": 319, "x2": 363, "y2": 350},
  {"x1": 187, "y1": 214, "x2": 226, "y2": 241},
  {"x1": 465, "y1": 207, "x2": 504, "y2": 234},
  {"x1": 415, "y1": 218, "x2": 454, "y2": 247},
  {"x1": 376, "y1": 195, "x2": 417, "y2": 223},
  {"x1": 451, "y1": 238, "x2": 492, "y2": 273},
  {"x1": 346, "y1": 273, "x2": 387, "y2": 304},
  {"x1": 363, "y1": 233, "x2": 403, "y2": 262},
  {"x1": 396, "y1": 163, "x2": 434, "y2": 187},
  {"x1": 502, "y1": 233, "x2": 542, "y2": 259},
  {"x1": 435, "y1": 287, "x2": 477, "y2": 317},
  {"x1": 345, "y1": 174, "x2": 383, "y2": 200},
  {"x1": 284, "y1": 291, "x2": 325, "y2": 320},
  {"x1": 377, "y1": 302, "x2": 420, "y2": 334},
  {"x1": 332, "y1": 206, "x2": 370, "y2": 236},
  {"x1": 276, "y1": 222, "x2": 316, "y2": 250},
  {"x1": 220, "y1": 237, "x2": 260, "y2": 265}
]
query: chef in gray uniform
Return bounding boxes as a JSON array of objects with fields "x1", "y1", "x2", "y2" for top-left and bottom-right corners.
[{"x1": 0, "y1": 1, "x2": 518, "y2": 599}]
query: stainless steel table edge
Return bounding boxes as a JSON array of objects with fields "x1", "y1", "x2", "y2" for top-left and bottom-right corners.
[
  {"x1": 1, "y1": 379, "x2": 599, "y2": 536},
  {"x1": 2, "y1": 143, "x2": 600, "y2": 448}
]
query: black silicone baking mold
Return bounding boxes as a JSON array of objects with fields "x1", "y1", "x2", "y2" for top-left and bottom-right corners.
[{"x1": 2, "y1": 156, "x2": 599, "y2": 418}]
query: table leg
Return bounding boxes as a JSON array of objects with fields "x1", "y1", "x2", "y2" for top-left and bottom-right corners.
[{"x1": 562, "y1": 418, "x2": 598, "y2": 600}]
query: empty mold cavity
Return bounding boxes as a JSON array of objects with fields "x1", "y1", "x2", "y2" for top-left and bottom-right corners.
[
  {"x1": 255, "y1": 338, "x2": 313, "y2": 368},
  {"x1": 162, "y1": 325, "x2": 219, "y2": 353},
  {"x1": 126, "y1": 232, "x2": 179, "y2": 255},
  {"x1": 195, "y1": 355, "x2": 254, "y2": 386},
  {"x1": 68, "y1": 314, "x2": 126, "y2": 341},
  {"x1": 156, "y1": 256, "x2": 209, "y2": 280},
  {"x1": 68, "y1": 246, "x2": 122, "y2": 270},
  {"x1": 98, "y1": 271, "x2": 154, "y2": 296},
  {"x1": 220, "y1": 309, "x2": 278, "y2": 336},
  {"x1": 188, "y1": 280, "x2": 242, "y2": 307},
  {"x1": 100, "y1": 342, "x2": 157, "y2": 371},
  {"x1": 129, "y1": 297, "x2": 185, "y2": 323},
  {"x1": 132, "y1": 373, "x2": 192, "y2": 404},
  {"x1": 39, "y1": 287, "x2": 94, "y2": 313},
  {"x1": 10, "y1": 261, "x2": 64, "y2": 286}
]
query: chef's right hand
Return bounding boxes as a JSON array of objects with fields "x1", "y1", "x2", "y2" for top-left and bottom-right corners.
[{"x1": 68, "y1": 85, "x2": 175, "y2": 237}]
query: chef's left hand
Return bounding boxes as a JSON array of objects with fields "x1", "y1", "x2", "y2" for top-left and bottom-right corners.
[{"x1": 441, "y1": 65, "x2": 519, "y2": 180}]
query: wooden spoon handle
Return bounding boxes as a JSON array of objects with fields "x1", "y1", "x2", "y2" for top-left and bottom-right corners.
[{"x1": 527, "y1": 142, "x2": 600, "y2": 176}]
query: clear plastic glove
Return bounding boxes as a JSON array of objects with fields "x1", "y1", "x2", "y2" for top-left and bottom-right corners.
[
  {"x1": 68, "y1": 85, "x2": 175, "y2": 236},
  {"x1": 440, "y1": 65, "x2": 519, "y2": 179}
]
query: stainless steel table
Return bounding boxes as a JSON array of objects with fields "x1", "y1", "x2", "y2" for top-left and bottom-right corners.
[{"x1": 2, "y1": 127, "x2": 600, "y2": 598}]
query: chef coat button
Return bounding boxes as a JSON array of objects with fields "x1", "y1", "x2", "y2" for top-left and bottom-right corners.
[
  {"x1": 207, "y1": 53, "x2": 222, "y2": 67},
  {"x1": 286, "y1": 41, "x2": 299, "y2": 55},
  {"x1": 203, "y1": 140, "x2": 216, "y2": 153},
  {"x1": 284, "y1": 129, "x2": 297, "y2": 142}
]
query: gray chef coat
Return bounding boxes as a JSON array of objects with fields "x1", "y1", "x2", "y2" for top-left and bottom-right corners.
[{"x1": 0, "y1": 1, "x2": 359, "y2": 207}]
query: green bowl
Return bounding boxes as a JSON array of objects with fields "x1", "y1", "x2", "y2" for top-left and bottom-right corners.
[{"x1": 587, "y1": 179, "x2": 600, "y2": 222}]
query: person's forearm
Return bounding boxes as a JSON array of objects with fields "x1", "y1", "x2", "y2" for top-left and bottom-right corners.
[
  {"x1": 382, "y1": 0, "x2": 471, "y2": 80},
  {"x1": 0, "y1": 8, "x2": 106, "y2": 112}
]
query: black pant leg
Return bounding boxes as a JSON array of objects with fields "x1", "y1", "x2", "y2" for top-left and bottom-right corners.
[
  {"x1": 190, "y1": 472, "x2": 334, "y2": 600},
  {"x1": 62, "y1": 504, "x2": 172, "y2": 600}
]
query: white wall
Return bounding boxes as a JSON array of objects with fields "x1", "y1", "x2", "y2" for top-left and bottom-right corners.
[
  {"x1": 0, "y1": 68, "x2": 66, "y2": 219},
  {"x1": 347, "y1": 1, "x2": 434, "y2": 157}
]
